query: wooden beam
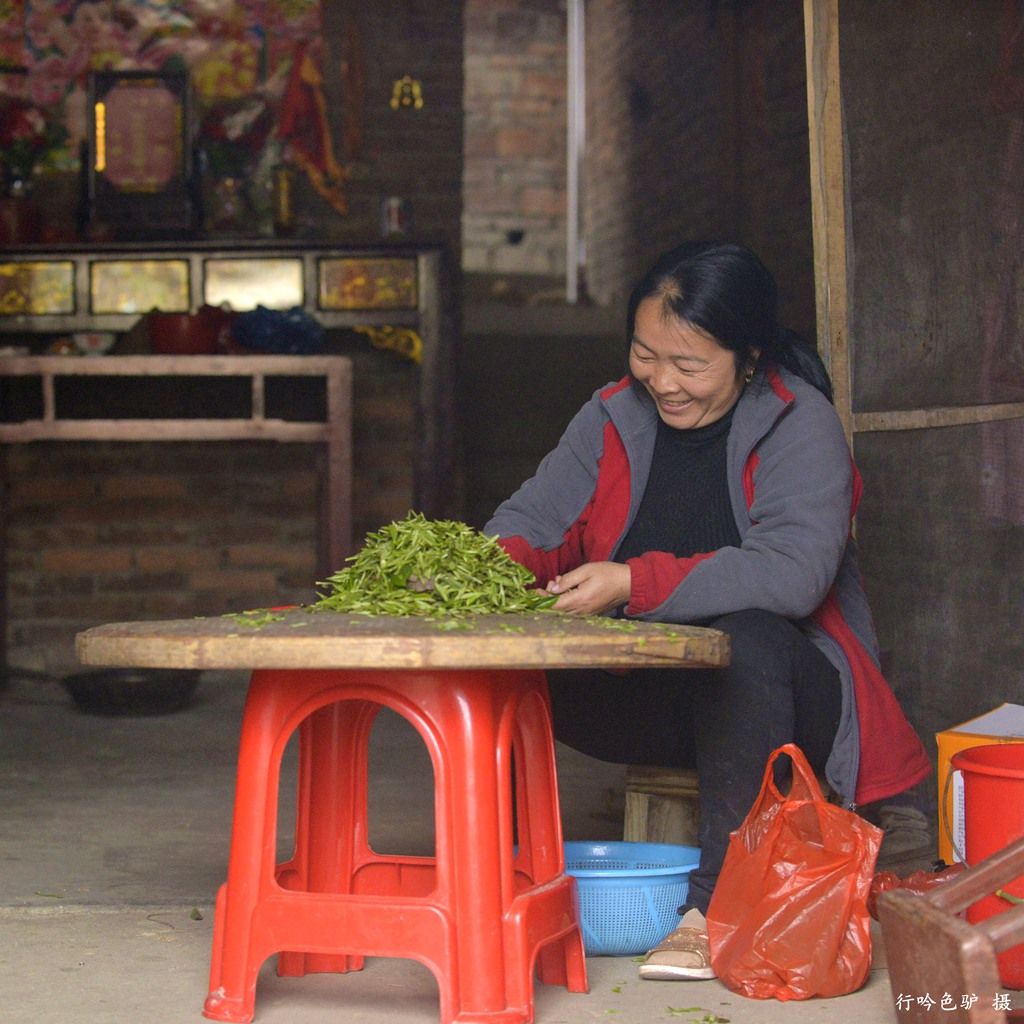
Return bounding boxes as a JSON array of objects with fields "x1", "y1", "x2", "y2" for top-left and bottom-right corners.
[
  {"x1": 0, "y1": 420, "x2": 334, "y2": 444},
  {"x1": 854, "y1": 400, "x2": 1024, "y2": 433},
  {"x1": 0, "y1": 354, "x2": 345, "y2": 377},
  {"x1": 804, "y1": 0, "x2": 853, "y2": 447}
]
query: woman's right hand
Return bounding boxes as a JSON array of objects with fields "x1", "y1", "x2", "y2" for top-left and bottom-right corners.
[{"x1": 544, "y1": 562, "x2": 631, "y2": 616}]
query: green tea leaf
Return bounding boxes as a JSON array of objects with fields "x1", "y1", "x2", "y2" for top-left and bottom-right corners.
[{"x1": 308, "y1": 512, "x2": 560, "y2": 620}]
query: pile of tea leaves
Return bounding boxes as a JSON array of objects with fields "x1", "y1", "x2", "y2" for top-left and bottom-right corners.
[{"x1": 308, "y1": 511, "x2": 557, "y2": 618}]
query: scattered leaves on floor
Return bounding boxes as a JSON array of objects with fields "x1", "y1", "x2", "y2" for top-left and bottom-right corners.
[{"x1": 665, "y1": 1011, "x2": 730, "y2": 1023}]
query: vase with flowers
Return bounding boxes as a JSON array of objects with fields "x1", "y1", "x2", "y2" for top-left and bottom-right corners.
[
  {"x1": 197, "y1": 94, "x2": 274, "y2": 236},
  {"x1": 0, "y1": 96, "x2": 68, "y2": 244},
  {"x1": 0, "y1": 97, "x2": 67, "y2": 198}
]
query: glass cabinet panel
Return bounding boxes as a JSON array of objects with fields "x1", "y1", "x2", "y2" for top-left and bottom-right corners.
[
  {"x1": 0, "y1": 261, "x2": 75, "y2": 316},
  {"x1": 204, "y1": 258, "x2": 303, "y2": 311},
  {"x1": 91, "y1": 259, "x2": 190, "y2": 314}
]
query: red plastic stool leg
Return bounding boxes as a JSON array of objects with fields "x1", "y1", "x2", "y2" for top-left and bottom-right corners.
[
  {"x1": 417, "y1": 668, "x2": 587, "y2": 1021},
  {"x1": 277, "y1": 698, "x2": 377, "y2": 976},
  {"x1": 205, "y1": 669, "x2": 299, "y2": 1022},
  {"x1": 510, "y1": 686, "x2": 564, "y2": 886},
  {"x1": 506, "y1": 680, "x2": 588, "y2": 996}
]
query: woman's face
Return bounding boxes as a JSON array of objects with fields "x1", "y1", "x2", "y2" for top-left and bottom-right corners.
[{"x1": 629, "y1": 296, "x2": 747, "y2": 430}]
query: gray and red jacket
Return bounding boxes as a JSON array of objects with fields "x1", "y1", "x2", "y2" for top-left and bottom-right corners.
[{"x1": 485, "y1": 366, "x2": 930, "y2": 807}]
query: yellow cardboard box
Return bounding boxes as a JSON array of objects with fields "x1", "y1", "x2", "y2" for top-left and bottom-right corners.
[{"x1": 936, "y1": 702, "x2": 1024, "y2": 864}]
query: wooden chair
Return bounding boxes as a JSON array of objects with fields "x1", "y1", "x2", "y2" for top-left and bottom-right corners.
[
  {"x1": 622, "y1": 765, "x2": 701, "y2": 845},
  {"x1": 622, "y1": 762, "x2": 833, "y2": 846},
  {"x1": 878, "y1": 835, "x2": 1024, "y2": 1024}
]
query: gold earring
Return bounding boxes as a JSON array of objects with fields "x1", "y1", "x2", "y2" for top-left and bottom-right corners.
[{"x1": 744, "y1": 366, "x2": 755, "y2": 385}]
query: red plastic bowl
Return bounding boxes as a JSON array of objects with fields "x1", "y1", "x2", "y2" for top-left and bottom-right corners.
[{"x1": 148, "y1": 306, "x2": 234, "y2": 355}]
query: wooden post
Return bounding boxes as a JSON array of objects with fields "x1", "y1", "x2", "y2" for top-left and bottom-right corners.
[
  {"x1": 321, "y1": 358, "x2": 354, "y2": 577},
  {"x1": 804, "y1": 0, "x2": 854, "y2": 449}
]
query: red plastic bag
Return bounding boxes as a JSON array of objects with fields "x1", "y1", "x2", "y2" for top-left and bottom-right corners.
[
  {"x1": 706, "y1": 743, "x2": 883, "y2": 1000},
  {"x1": 867, "y1": 863, "x2": 965, "y2": 920}
]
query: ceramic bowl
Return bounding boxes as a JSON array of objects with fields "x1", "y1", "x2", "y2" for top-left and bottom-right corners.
[{"x1": 72, "y1": 331, "x2": 117, "y2": 356}]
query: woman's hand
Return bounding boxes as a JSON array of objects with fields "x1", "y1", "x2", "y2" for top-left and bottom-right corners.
[{"x1": 544, "y1": 562, "x2": 631, "y2": 616}]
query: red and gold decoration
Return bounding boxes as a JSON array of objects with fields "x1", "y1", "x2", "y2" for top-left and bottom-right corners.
[
  {"x1": 318, "y1": 257, "x2": 418, "y2": 311},
  {"x1": 353, "y1": 325, "x2": 423, "y2": 365},
  {"x1": 0, "y1": 259, "x2": 74, "y2": 315},
  {"x1": 0, "y1": 1, "x2": 359, "y2": 238},
  {"x1": 277, "y1": 39, "x2": 349, "y2": 216},
  {"x1": 389, "y1": 75, "x2": 423, "y2": 111}
]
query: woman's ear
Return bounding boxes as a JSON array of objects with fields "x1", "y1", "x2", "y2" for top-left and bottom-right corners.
[{"x1": 741, "y1": 348, "x2": 761, "y2": 385}]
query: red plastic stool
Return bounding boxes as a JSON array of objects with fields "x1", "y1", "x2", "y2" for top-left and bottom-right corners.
[{"x1": 202, "y1": 667, "x2": 588, "y2": 1023}]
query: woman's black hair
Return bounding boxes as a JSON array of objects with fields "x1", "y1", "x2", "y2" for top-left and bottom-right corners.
[{"x1": 626, "y1": 240, "x2": 834, "y2": 403}]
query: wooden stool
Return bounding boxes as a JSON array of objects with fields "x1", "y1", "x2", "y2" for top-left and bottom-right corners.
[
  {"x1": 202, "y1": 666, "x2": 587, "y2": 1024},
  {"x1": 623, "y1": 766, "x2": 701, "y2": 846},
  {"x1": 878, "y1": 835, "x2": 1024, "y2": 1023}
]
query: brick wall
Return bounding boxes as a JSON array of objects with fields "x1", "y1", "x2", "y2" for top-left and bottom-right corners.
[
  {"x1": 462, "y1": 0, "x2": 568, "y2": 275},
  {"x1": 6, "y1": 442, "x2": 319, "y2": 669},
  {"x1": 460, "y1": 0, "x2": 813, "y2": 322},
  {"x1": 317, "y1": 2, "x2": 466, "y2": 267}
]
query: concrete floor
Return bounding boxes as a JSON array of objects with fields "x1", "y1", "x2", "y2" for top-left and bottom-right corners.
[{"x1": 0, "y1": 669, "x2": 1015, "y2": 1024}]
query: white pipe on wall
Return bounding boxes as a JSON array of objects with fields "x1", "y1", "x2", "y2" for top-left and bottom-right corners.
[{"x1": 566, "y1": 0, "x2": 585, "y2": 304}]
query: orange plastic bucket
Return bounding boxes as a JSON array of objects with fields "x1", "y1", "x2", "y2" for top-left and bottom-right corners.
[{"x1": 951, "y1": 743, "x2": 1024, "y2": 989}]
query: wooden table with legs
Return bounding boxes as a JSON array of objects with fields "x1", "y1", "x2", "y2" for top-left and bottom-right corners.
[{"x1": 76, "y1": 610, "x2": 729, "y2": 1024}]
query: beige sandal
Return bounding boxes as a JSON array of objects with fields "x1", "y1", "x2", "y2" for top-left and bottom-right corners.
[{"x1": 639, "y1": 924, "x2": 716, "y2": 981}]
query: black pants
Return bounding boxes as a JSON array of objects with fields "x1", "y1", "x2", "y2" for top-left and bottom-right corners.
[{"x1": 546, "y1": 609, "x2": 843, "y2": 915}]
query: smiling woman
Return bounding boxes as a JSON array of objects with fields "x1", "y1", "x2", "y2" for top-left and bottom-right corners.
[
  {"x1": 628, "y1": 303, "x2": 749, "y2": 430},
  {"x1": 485, "y1": 240, "x2": 931, "y2": 981}
]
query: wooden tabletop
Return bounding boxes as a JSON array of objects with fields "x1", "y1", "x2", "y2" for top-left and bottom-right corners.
[{"x1": 76, "y1": 609, "x2": 730, "y2": 672}]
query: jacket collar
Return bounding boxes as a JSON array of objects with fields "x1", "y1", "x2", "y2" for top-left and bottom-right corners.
[{"x1": 732, "y1": 365, "x2": 794, "y2": 448}]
